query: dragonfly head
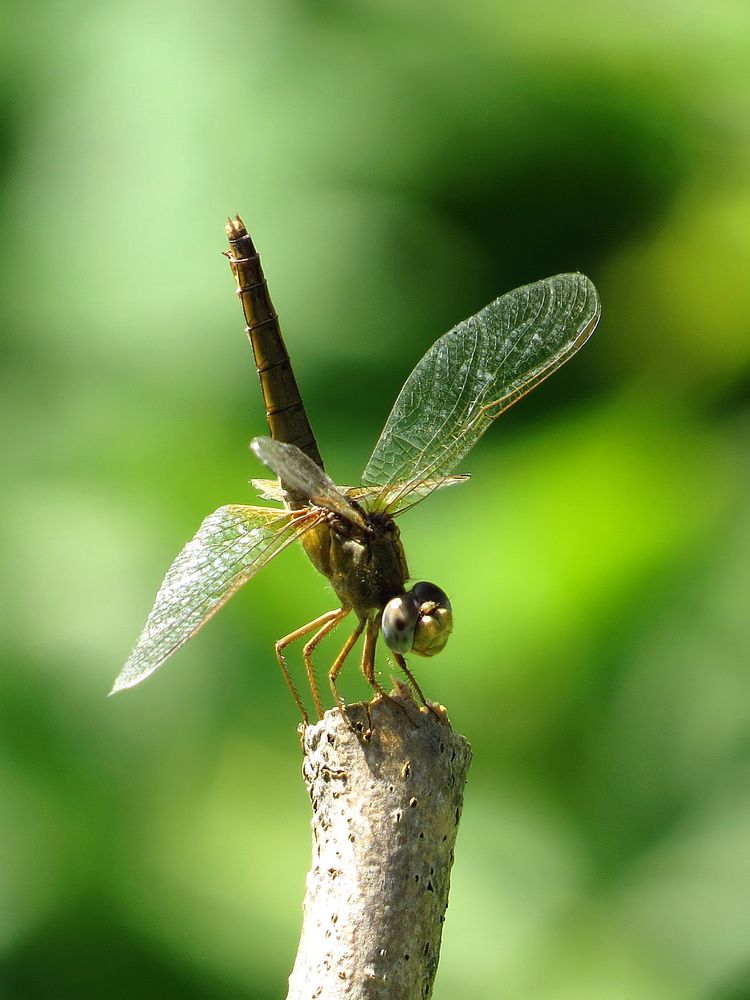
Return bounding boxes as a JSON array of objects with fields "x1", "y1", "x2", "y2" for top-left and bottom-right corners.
[{"x1": 381, "y1": 582, "x2": 453, "y2": 658}]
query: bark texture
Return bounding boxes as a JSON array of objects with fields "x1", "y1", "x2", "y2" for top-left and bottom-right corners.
[{"x1": 287, "y1": 687, "x2": 472, "y2": 1000}]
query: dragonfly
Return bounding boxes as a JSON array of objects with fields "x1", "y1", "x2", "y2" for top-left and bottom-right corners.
[{"x1": 112, "y1": 216, "x2": 600, "y2": 722}]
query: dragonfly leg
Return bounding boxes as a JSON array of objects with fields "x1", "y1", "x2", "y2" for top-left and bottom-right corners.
[
  {"x1": 329, "y1": 618, "x2": 366, "y2": 712},
  {"x1": 272, "y1": 651, "x2": 308, "y2": 724},
  {"x1": 302, "y1": 608, "x2": 350, "y2": 718},
  {"x1": 360, "y1": 617, "x2": 391, "y2": 701},
  {"x1": 393, "y1": 652, "x2": 429, "y2": 705},
  {"x1": 361, "y1": 620, "x2": 420, "y2": 729},
  {"x1": 276, "y1": 609, "x2": 344, "y2": 722},
  {"x1": 393, "y1": 652, "x2": 442, "y2": 720}
]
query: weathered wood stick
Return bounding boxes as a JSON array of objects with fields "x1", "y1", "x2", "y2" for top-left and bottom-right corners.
[{"x1": 287, "y1": 686, "x2": 472, "y2": 1000}]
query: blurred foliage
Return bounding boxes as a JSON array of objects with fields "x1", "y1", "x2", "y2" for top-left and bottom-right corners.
[{"x1": 1, "y1": 0, "x2": 749, "y2": 997}]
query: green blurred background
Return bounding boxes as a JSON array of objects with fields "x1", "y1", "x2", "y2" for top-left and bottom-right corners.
[{"x1": 2, "y1": 1, "x2": 749, "y2": 997}]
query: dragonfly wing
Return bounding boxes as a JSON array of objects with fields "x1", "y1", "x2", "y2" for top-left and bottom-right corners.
[
  {"x1": 361, "y1": 273, "x2": 600, "y2": 503},
  {"x1": 251, "y1": 478, "x2": 287, "y2": 503},
  {"x1": 250, "y1": 476, "x2": 471, "y2": 514},
  {"x1": 349, "y1": 475, "x2": 470, "y2": 514},
  {"x1": 251, "y1": 436, "x2": 366, "y2": 528},
  {"x1": 111, "y1": 504, "x2": 320, "y2": 692}
]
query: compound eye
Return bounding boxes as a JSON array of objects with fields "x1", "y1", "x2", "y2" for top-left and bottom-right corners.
[
  {"x1": 410, "y1": 581, "x2": 453, "y2": 657},
  {"x1": 411, "y1": 581, "x2": 452, "y2": 614},
  {"x1": 381, "y1": 592, "x2": 420, "y2": 653}
]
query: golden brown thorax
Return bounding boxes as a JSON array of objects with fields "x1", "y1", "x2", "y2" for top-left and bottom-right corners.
[{"x1": 301, "y1": 510, "x2": 409, "y2": 618}]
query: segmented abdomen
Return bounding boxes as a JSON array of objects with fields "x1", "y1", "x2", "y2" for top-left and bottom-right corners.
[{"x1": 225, "y1": 216, "x2": 324, "y2": 471}]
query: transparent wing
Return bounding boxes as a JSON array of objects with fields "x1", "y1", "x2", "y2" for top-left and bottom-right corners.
[
  {"x1": 352, "y1": 474, "x2": 471, "y2": 515},
  {"x1": 361, "y1": 273, "x2": 600, "y2": 508},
  {"x1": 111, "y1": 504, "x2": 321, "y2": 692},
  {"x1": 252, "y1": 473, "x2": 469, "y2": 508},
  {"x1": 251, "y1": 478, "x2": 291, "y2": 503},
  {"x1": 251, "y1": 436, "x2": 365, "y2": 528}
]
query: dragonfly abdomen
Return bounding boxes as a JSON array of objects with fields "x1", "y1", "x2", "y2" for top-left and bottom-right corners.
[{"x1": 226, "y1": 216, "x2": 324, "y2": 473}]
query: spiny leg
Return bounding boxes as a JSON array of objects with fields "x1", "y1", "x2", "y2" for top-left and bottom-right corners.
[
  {"x1": 302, "y1": 608, "x2": 350, "y2": 718},
  {"x1": 275, "y1": 609, "x2": 343, "y2": 723},
  {"x1": 393, "y1": 652, "x2": 430, "y2": 705},
  {"x1": 361, "y1": 617, "x2": 392, "y2": 703},
  {"x1": 394, "y1": 652, "x2": 441, "y2": 720},
  {"x1": 329, "y1": 618, "x2": 366, "y2": 712},
  {"x1": 362, "y1": 620, "x2": 419, "y2": 729}
]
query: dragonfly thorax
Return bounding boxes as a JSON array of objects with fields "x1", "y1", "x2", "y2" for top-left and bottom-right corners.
[{"x1": 300, "y1": 509, "x2": 409, "y2": 618}]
